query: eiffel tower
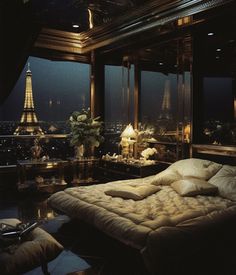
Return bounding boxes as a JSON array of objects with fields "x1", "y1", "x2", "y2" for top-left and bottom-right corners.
[
  {"x1": 14, "y1": 63, "x2": 43, "y2": 135},
  {"x1": 159, "y1": 79, "x2": 172, "y2": 120}
]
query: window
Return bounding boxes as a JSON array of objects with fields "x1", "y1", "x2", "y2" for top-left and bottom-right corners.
[
  {"x1": 104, "y1": 64, "x2": 134, "y2": 154},
  {"x1": 137, "y1": 38, "x2": 192, "y2": 162},
  {"x1": 194, "y1": 19, "x2": 236, "y2": 146},
  {"x1": 0, "y1": 56, "x2": 90, "y2": 165}
]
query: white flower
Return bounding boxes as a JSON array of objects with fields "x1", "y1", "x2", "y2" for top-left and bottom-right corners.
[
  {"x1": 141, "y1": 148, "x2": 157, "y2": 159},
  {"x1": 77, "y1": 114, "x2": 87, "y2": 122},
  {"x1": 69, "y1": 116, "x2": 73, "y2": 121}
]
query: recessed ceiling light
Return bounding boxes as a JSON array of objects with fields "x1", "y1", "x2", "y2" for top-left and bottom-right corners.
[
  {"x1": 159, "y1": 62, "x2": 163, "y2": 65},
  {"x1": 229, "y1": 39, "x2": 235, "y2": 43},
  {"x1": 216, "y1": 48, "x2": 221, "y2": 52},
  {"x1": 208, "y1": 32, "x2": 214, "y2": 36},
  {"x1": 72, "y1": 24, "x2": 80, "y2": 28},
  {"x1": 216, "y1": 56, "x2": 220, "y2": 59}
]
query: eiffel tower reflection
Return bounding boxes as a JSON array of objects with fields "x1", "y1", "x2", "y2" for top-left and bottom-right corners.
[{"x1": 159, "y1": 79, "x2": 172, "y2": 120}]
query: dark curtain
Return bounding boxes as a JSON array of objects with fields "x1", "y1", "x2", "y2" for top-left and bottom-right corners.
[{"x1": 0, "y1": 0, "x2": 40, "y2": 104}]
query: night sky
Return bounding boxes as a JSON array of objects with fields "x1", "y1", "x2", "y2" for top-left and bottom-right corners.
[{"x1": 203, "y1": 77, "x2": 233, "y2": 121}]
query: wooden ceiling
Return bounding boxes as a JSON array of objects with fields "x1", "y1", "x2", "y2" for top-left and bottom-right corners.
[{"x1": 31, "y1": 0, "x2": 235, "y2": 62}]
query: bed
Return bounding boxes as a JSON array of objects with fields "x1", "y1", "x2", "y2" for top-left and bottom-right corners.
[{"x1": 48, "y1": 158, "x2": 236, "y2": 274}]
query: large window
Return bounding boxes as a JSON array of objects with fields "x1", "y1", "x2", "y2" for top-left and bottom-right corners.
[
  {"x1": 0, "y1": 56, "x2": 90, "y2": 165},
  {"x1": 194, "y1": 19, "x2": 236, "y2": 146}
]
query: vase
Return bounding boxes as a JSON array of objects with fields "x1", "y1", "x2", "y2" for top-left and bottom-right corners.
[
  {"x1": 74, "y1": 145, "x2": 84, "y2": 159},
  {"x1": 74, "y1": 145, "x2": 93, "y2": 159}
]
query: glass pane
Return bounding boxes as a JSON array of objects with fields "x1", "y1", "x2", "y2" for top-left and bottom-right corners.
[
  {"x1": 104, "y1": 64, "x2": 134, "y2": 155},
  {"x1": 140, "y1": 71, "x2": 178, "y2": 138},
  {"x1": 194, "y1": 18, "x2": 236, "y2": 145},
  {"x1": 0, "y1": 56, "x2": 90, "y2": 165},
  {"x1": 138, "y1": 37, "x2": 192, "y2": 162},
  {"x1": 201, "y1": 77, "x2": 235, "y2": 144},
  {"x1": 139, "y1": 70, "x2": 178, "y2": 162}
]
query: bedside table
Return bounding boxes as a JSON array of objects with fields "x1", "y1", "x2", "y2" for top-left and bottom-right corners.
[{"x1": 97, "y1": 159, "x2": 169, "y2": 182}]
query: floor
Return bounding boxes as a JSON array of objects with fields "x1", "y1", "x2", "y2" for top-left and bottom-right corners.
[{"x1": 0, "y1": 191, "x2": 148, "y2": 275}]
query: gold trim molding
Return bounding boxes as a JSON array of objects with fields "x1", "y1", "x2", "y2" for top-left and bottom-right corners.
[{"x1": 34, "y1": 0, "x2": 234, "y2": 56}]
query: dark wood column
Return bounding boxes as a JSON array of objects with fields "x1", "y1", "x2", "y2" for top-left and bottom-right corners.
[
  {"x1": 134, "y1": 58, "x2": 140, "y2": 130},
  {"x1": 90, "y1": 51, "x2": 105, "y2": 120}
]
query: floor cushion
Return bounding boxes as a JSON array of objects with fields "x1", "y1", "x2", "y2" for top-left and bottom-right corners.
[{"x1": 0, "y1": 218, "x2": 63, "y2": 275}]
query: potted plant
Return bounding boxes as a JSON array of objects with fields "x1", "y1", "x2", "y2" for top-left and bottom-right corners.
[{"x1": 68, "y1": 108, "x2": 104, "y2": 158}]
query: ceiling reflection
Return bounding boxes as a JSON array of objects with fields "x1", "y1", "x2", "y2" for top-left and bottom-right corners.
[{"x1": 33, "y1": 0, "x2": 147, "y2": 33}]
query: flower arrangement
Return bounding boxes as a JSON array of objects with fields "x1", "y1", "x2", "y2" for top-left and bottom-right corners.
[
  {"x1": 68, "y1": 108, "x2": 104, "y2": 151},
  {"x1": 141, "y1": 147, "x2": 157, "y2": 160}
]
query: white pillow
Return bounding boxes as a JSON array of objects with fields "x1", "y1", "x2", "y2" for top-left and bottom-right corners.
[
  {"x1": 151, "y1": 168, "x2": 181, "y2": 186},
  {"x1": 171, "y1": 178, "x2": 218, "y2": 197},
  {"x1": 209, "y1": 165, "x2": 236, "y2": 201},
  {"x1": 105, "y1": 185, "x2": 160, "y2": 200},
  {"x1": 169, "y1": 158, "x2": 222, "y2": 180}
]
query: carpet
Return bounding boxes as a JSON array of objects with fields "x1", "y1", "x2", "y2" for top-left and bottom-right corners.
[{"x1": 24, "y1": 250, "x2": 91, "y2": 275}]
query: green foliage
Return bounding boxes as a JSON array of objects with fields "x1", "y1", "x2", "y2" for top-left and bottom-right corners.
[{"x1": 68, "y1": 108, "x2": 104, "y2": 148}]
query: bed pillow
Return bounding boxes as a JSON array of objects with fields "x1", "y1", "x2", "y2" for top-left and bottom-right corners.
[
  {"x1": 105, "y1": 185, "x2": 160, "y2": 200},
  {"x1": 169, "y1": 158, "x2": 222, "y2": 180},
  {"x1": 171, "y1": 178, "x2": 218, "y2": 197},
  {"x1": 151, "y1": 169, "x2": 181, "y2": 186},
  {"x1": 209, "y1": 165, "x2": 236, "y2": 201}
]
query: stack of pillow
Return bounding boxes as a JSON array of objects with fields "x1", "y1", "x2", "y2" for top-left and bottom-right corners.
[{"x1": 151, "y1": 158, "x2": 236, "y2": 200}]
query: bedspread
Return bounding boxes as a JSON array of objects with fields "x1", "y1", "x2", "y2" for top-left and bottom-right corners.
[{"x1": 48, "y1": 176, "x2": 236, "y2": 249}]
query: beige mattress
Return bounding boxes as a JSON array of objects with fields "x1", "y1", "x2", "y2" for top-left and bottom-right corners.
[{"x1": 48, "y1": 175, "x2": 236, "y2": 249}]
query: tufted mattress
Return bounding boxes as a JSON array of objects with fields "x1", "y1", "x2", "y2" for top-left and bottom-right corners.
[{"x1": 48, "y1": 175, "x2": 236, "y2": 245}]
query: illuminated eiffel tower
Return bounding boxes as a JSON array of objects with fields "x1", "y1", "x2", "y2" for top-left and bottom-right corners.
[
  {"x1": 14, "y1": 63, "x2": 43, "y2": 135},
  {"x1": 159, "y1": 79, "x2": 172, "y2": 120}
]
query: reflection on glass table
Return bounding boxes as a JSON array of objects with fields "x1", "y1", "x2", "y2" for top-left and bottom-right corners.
[
  {"x1": 17, "y1": 159, "x2": 68, "y2": 193},
  {"x1": 68, "y1": 157, "x2": 100, "y2": 185}
]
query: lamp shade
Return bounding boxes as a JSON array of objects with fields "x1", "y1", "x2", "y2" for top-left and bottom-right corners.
[{"x1": 120, "y1": 124, "x2": 136, "y2": 138}]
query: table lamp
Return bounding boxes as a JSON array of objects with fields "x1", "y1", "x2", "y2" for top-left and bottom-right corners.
[{"x1": 120, "y1": 124, "x2": 137, "y2": 158}]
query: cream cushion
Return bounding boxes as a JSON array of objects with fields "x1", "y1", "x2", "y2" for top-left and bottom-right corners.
[
  {"x1": 0, "y1": 218, "x2": 63, "y2": 275},
  {"x1": 171, "y1": 178, "x2": 218, "y2": 197},
  {"x1": 151, "y1": 169, "x2": 181, "y2": 186},
  {"x1": 209, "y1": 165, "x2": 236, "y2": 201},
  {"x1": 105, "y1": 185, "x2": 160, "y2": 200},
  {"x1": 169, "y1": 158, "x2": 222, "y2": 180}
]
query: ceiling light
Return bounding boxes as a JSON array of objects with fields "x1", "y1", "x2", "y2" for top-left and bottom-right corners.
[
  {"x1": 72, "y1": 24, "x2": 80, "y2": 28},
  {"x1": 208, "y1": 32, "x2": 214, "y2": 36},
  {"x1": 216, "y1": 56, "x2": 220, "y2": 59},
  {"x1": 159, "y1": 62, "x2": 163, "y2": 65},
  {"x1": 216, "y1": 48, "x2": 221, "y2": 52}
]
